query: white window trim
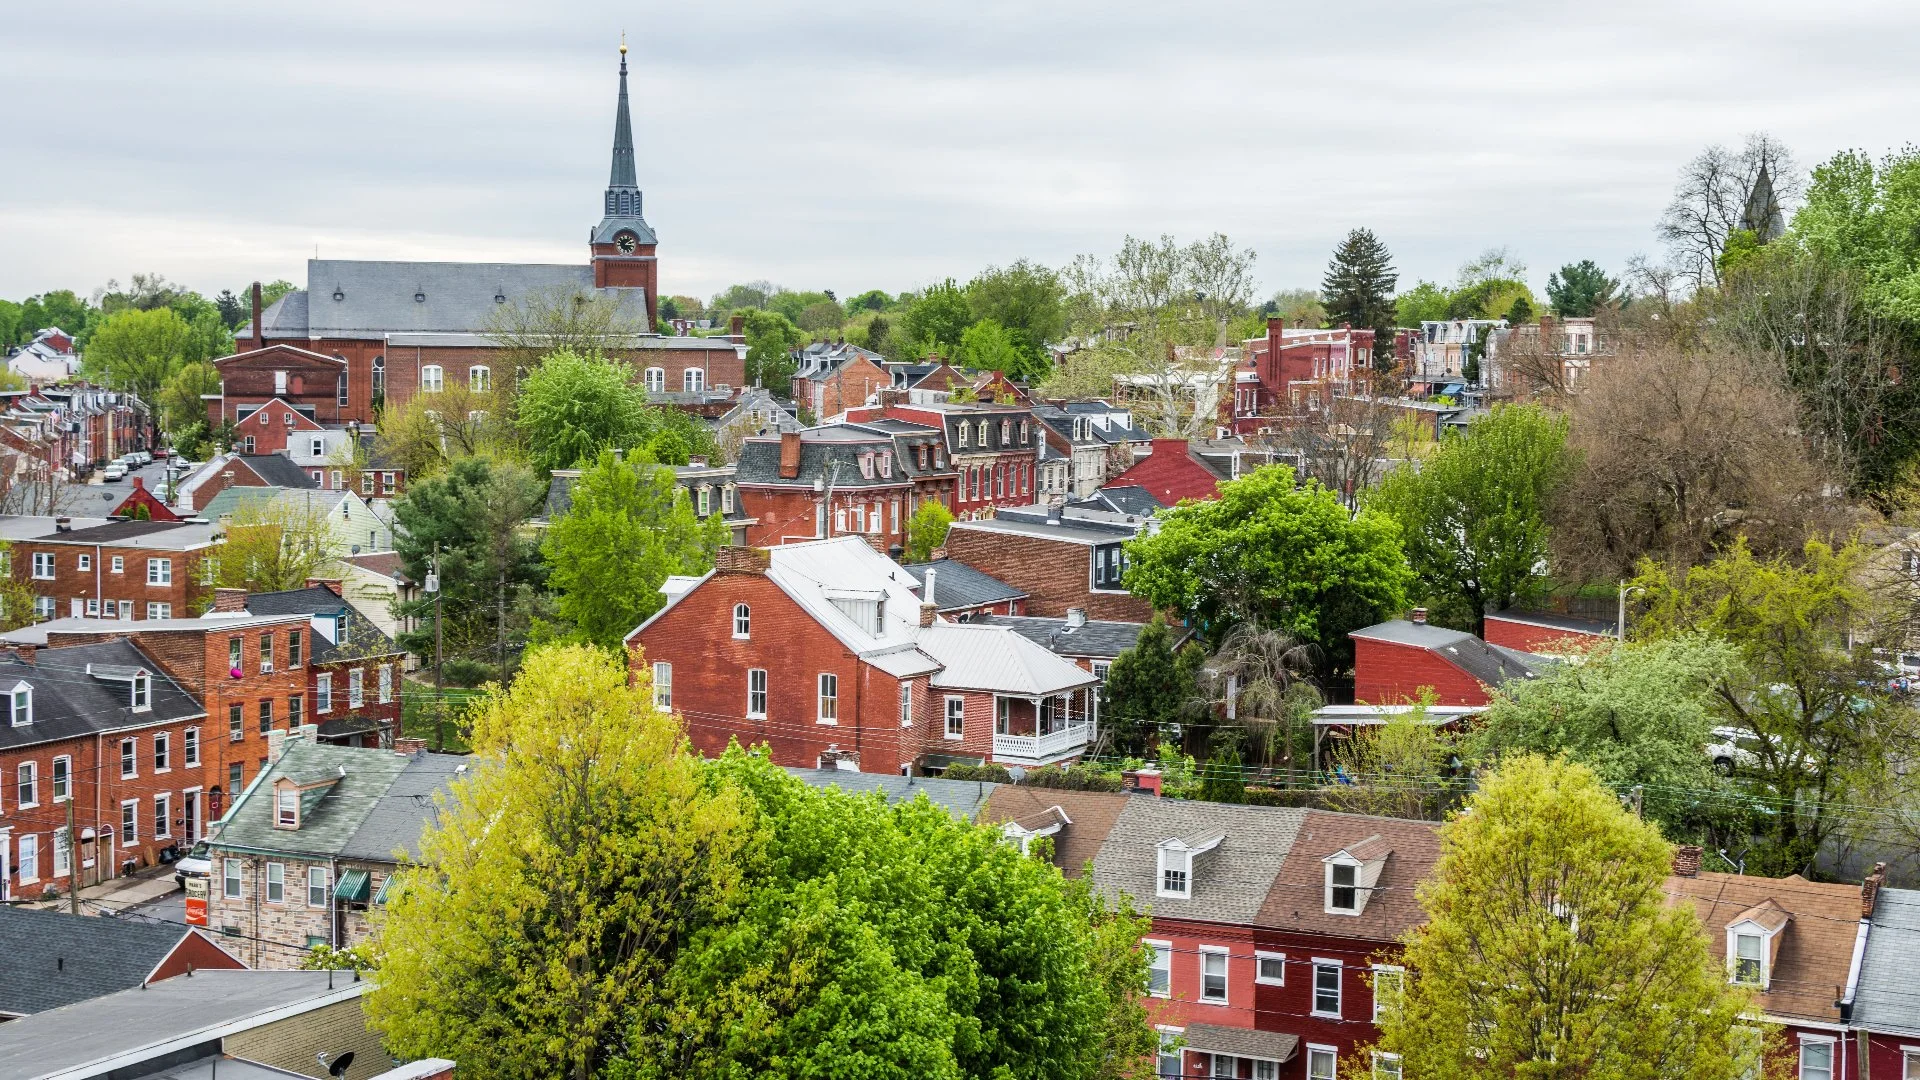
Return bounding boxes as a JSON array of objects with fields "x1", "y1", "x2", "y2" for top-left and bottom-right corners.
[
  {"x1": 1305, "y1": 1044, "x2": 1339, "y2": 1080},
  {"x1": 1371, "y1": 1051, "x2": 1403, "y2": 1079},
  {"x1": 265, "y1": 861, "x2": 285, "y2": 905},
  {"x1": 17, "y1": 761, "x2": 38, "y2": 808},
  {"x1": 16, "y1": 833, "x2": 38, "y2": 884},
  {"x1": 944, "y1": 695, "x2": 964, "y2": 740},
  {"x1": 1311, "y1": 958, "x2": 1343, "y2": 1018},
  {"x1": 746, "y1": 668, "x2": 767, "y2": 719},
  {"x1": 1198, "y1": 945, "x2": 1230, "y2": 1005},
  {"x1": 183, "y1": 728, "x2": 200, "y2": 768},
  {"x1": 1727, "y1": 922, "x2": 1778, "y2": 990},
  {"x1": 152, "y1": 731, "x2": 170, "y2": 773},
  {"x1": 1254, "y1": 949, "x2": 1286, "y2": 986},
  {"x1": 51, "y1": 754, "x2": 70, "y2": 802},
  {"x1": 223, "y1": 857, "x2": 243, "y2": 899},
  {"x1": 30, "y1": 552, "x2": 54, "y2": 580},
  {"x1": 307, "y1": 865, "x2": 330, "y2": 908},
  {"x1": 119, "y1": 737, "x2": 137, "y2": 779},
  {"x1": 1798, "y1": 1034, "x2": 1836, "y2": 1080},
  {"x1": 317, "y1": 672, "x2": 333, "y2": 713},
  {"x1": 732, "y1": 603, "x2": 751, "y2": 640},
  {"x1": 120, "y1": 798, "x2": 140, "y2": 845},
  {"x1": 653, "y1": 661, "x2": 673, "y2": 712},
  {"x1": 1371, "y1": 964, "x2": 1405, "y2": 1022},
  {"x1": 1144, "y1": 938, "x2": 1172, "y2": 999},
  {"x1": 153, "y1": 792, "x2": 171, "y2": 839},
  {"x1": 817, "y1": 673, "x2": 839, "y2": 725},
  {"x1": 1326, "y1": 856, "x2": 1362, "y2": 915}
]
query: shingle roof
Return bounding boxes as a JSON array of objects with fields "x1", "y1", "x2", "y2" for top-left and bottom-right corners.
[
  {"x1": 210, "y1": 740, "x2": 413, "y2": 859},
  {"x1": 342, "y1": 551, "x2": 408, "y2": 582},
  {"x1": 1256, "y1": 810, "x2": 1439, "y2": 941},
  {"x1": 1090, "y1": 798, "x2": 1306, "y2": 923},
  {"x1": 0, "y1": 908, "x2": 228, "y2": 1018},
  {"x1": 337, "y1": 751, "x2": 466, "y2": 863},
  {"x1": 1668, "y1": 870, "x2": 1865, "y2": 1024},
  {"x1": 26, "y1": 519, "x2": 199, "y2": 545},
  {"x1": 784, "y1": 767, "x2": 996, "y2": 820},
  {"x1": 1857, "y1": 885, "x2": 1920, "y2": 1036},
  {"x1": 734, "y1": 431, "x2": 909, "y2": 489},
  {"x1": 242, "y1": 585, "x2": 401, "y2": 663},
  {"x1": 1181, "y1": 1024, "x2": 1299, "y2": 1064},
  {"x1": 0, "y1": 639, "x2": 204, "y2": 753},
  {"x1": 1075, "y1": 485, "x2": 1165, "y2": 517},
  {"x1": 980, "y1": 787, "x2": 1129, "y2": 877},
  {"x1": 900, "y1": 560, "x2": 1026, "y2": 611},
  {"x1": 968, "y1": 614, "x2": 1169, "y2": 660},
  {"x1": 235, "y1": 454, "x2": 319, "y2": 490}
]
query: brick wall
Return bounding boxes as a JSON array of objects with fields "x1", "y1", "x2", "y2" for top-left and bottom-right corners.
[
  {"x1": 1351, "y1": 638, "x2": 1490, "y2": 707},
  {"x1": 13, "y1": 538, "x2": 214, "y2": 619},
  {"x1": 1481, "y1": 616, "x2": 1609, "y2": 654},
  {"x1": 1249, "y1": 926, "x2": 1402, "y2": 1075},
  {"x1": 312, "y1": 655, "x2": 406, "y2": 743},
  {"x1": 150, "y1": 931, "x2": 248, "y2": 980},
  {"x1": 222, "y1": 399, "x2": 329, "y2": 456},
  {"x1": 223, "y1": 995, "x2": 389, "y2": 1080},
  {"x1": 942, "y1": 529, "x2": 1153, "y2": 621},
  {"x1": 207, "y1": 853, "x2": 397, "y2": 966}
]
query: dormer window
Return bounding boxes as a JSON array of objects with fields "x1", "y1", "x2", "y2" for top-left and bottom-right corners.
[
  {"x1": 860, "y1": 452, "x2": 874, "y2": 479},
  {"x1": 1156, "y1": 831, "x2": 1224, "y2": 899},
  {"x1": 1732, "y1": 932, "x2": 1763, "y2": 986},
  {"x1": 1328, "y1": 863, "x2": 1358, "y2": 912},
  {"x1": 277, "y1": 788, "x2": 299, "y2": 828},
  {"x1": 1001, "y1": 806, "x2": 1071, "y2": 856},
  {"x1": 1323, "y1": 835, "x2": 1391, "y2": 916},
  {"x1": 957, "y1": 424, "x2": 969, "y2": 448},
  {"x1": 977, "y1": 420, "x2": 989, "y2": 445},
  {"x1": 9, "y1": 682, "x2": 31, "y2": 727},
  {"x1": 1725, "y1": 899, "x2": 1789, "y2": 990},
  {"x1": 879, "y1": 452, "x2": 891, "y2": 477},
  {"x1": 131, "y1": 672, "x2": 150, "y2": 712}
]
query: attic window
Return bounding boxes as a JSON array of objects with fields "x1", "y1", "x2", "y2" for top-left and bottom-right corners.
[
  {"x1": 1156, "y1": 831, "x2": 1223, "y2": 899},
  {"x1": 1323, "y1": 836, "x2": 1391, "y2": 916},
  {"x1": 1328, "y1": 863, "x2": 1358, "y2": 912},
  {"x1": 9, "y1": 682, "x2": 30, "y2": 727},
  {"x1": 1725, "y1": 903, "x2": 1789, "y2": 989},
  {"x1": 131, "y1": 672, "x2": 151, "y2": 712},
  {"x1": 277, "y1": 788, "x2": 299, "y2": 829}
]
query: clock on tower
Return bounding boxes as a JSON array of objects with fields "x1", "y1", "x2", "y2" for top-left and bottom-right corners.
[{"x1": 614, "y1": 231, "x2": 638, "y2": 255}]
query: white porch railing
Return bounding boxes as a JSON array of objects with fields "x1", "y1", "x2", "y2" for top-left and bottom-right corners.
[{"x1": 992, "y1": 722, "x2": 1092, "y2": 764}]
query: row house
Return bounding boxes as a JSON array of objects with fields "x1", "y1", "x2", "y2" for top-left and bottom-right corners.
[
  {"x1": 734, "y1": 428, "x2": 920, "y2": 549},
  {"x1": 1485, "y1": 315, "x2": 1609, "y2": 399},
  {"x1": 943, "y1": 505, "x2": 1156, "y2": 622},
  {"x1": 540, "y1": 459, "x2": 758, "y2": 546},
  {"x1": 626, "y1": 538, "x2": 1101, "y2": 775},
  {"x1": 15, "y1": 612, "x2": 322, "y2": 818},
  {"x1": 0, "y1": 637, "x2": 214, "y2": 899},
  {"x1": 204, "y1": 736, "x2": 459, "y2": 965},
  {"x1": 216, "y1": 583, "x2": 408, "y2": 748},
  {"x1": 1409, "y1": 318, "x2": 1506, "y2": 389},
  {"x1": 1229, "y1": 320, "x2": 1376, "y2": 436},
  {"x1": 1108, "y1": 437, "x2": 1249, "y2": 506},
  {"x1": 216, "y1": 404, "x2": 408, "y2": 500},
  {"x1": 3, "y1": 515, "x2": 222, "y2": 622},
  {"x1": 791, "y1": 342, "x2": 889, "y2": 420},
  {"x1": 1032, "y1": 403, "x2": 1137, "y2": 500},
  {"x1": 1855, "y1": 882, "x2": 1920, "y2": 1077},
  {"x1": 848, "y1": 401, "x2": 1043, "y2": 519},
  {"x1": 0, "y1": 384, "x2": 148, "y2": 478},
  {"x1": 1349, "y1": 612, "x2": 1552, "y2": 707}
]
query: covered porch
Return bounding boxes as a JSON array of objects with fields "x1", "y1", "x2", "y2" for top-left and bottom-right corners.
[{"x1": 991, "y1": 687, "x2": 1095, "y2": 767}]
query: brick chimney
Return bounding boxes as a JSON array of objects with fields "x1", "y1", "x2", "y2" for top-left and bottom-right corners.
[
  {"x1": 713, "y1": 546, "x2": 770, "y2": 574},
  {"x1": 778, "y1": 431, "x2": 802, "y2": 479},
  {"x1": 251, "y1": 281, "x2": 263, "y2": 346},
  {"x1": 305, "y1": 578, "x2": 344, "y2": 596},
  {"x1": 1264, "y1": 316, "x2": 1285, "y2": 388},
  {"x1": 1672, "y1": 844, "x2": 1703, "y2": 877},
  {"x1": 729, "y1": 314, "x2": 746, "y2": 344},
  {"x1": 131, "y1": 476, "x2": 144, "y2": 491},
  {"x1": 1862, "y1": 861, "x2": 1888, "y2": 917},
  {"x1": 1409, "y1": 607, "x2": 1428, "y2": 624},
  {"x1": 393, "y1": 736, "x2": 429, "y2": 757},
  {"x1": 12, "y1": 645, "x2": 36, "y2": 664},
  {"x1": 928, "y1": 545, "x2": 948, "y2": 562},
  {"x1": 212, "y1": 588, "x2": 250, "y2": 613}
]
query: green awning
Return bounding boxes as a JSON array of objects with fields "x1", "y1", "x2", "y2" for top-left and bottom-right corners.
[
  {"x1": 334, "y1": 868, "x2": 371, "y2": 902},
  {"x1": 373, "y1": 874, "x2": 395, "y2": 906}
]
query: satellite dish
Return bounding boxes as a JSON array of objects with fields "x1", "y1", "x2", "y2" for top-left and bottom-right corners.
[{"x1": 324, "y1": 1050, "x2": 355, "y2": 1078}]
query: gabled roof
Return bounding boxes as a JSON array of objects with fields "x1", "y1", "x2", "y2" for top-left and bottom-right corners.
[
  {"x1": 900, "y1": 559, "x2": 1026, "y2": 612},
  {"x1": 241, "y1": 585, "x2": 402, "y2": 663},
  {"x1": 213, "y1": 342, "x2": 344, "y2": 368},
  {"x1": 1074, "y1": 485, "x2": 1165, "y2": 517},
  {"x1": 968, "y1": 613, "x2": 1172, "y2": 660},
  {"x1": 1108, "y1": 438, "x2": 1229, "y2": 505},
  {"x1": 294, "y1": 259, "x2": 648, "y2": 340},
  {"x1": 1351, "y1": 619, "x2": 1552, "y2": 689},
  {"x1": 1857, "y1": 885, "x2": 1920, "y2": 1036},
  {"x1": 1091, "y1": 797, "x2": 1306, "y2": 924},
  {"x1": 235, "y1": 454, "x2": 321, "y2": 489},
  {"x1": 1258, "y1": 809, "x2": 1439, "y2": 941},
  {"x1": 1668, "y1": 870, "x2": 1865, "y2": 1024},
  {"x1": 734, "y1": 429, "x2": 912, "y2": 489},
  {"x1": 0, "y1": 639, "x2": 204, "y2": 752},
  {"x1": 980, "y1": 787, "x2": 1129, "y2": 876},
  {"x1": 210, "y1": 739, "x2": 415, "y2": 860},
  {"x1": 0, "y1": 908, "x2": 239, "y2": 1018},
  {"x1": 919, "y1": 623, "x2": 1098, "y2": 697}
]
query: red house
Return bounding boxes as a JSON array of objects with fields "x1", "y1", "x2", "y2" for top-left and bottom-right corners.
[
  {"x1": 108, "y1": 477, "x2": 181, "y2": 523},
  {"x1": 214, "y1": 583, "x2": 408, "y2": 749},
  {"x1": 1230, "y1": 319, "x2": 1378, "y2": 436},
  {"x1": 1350, "y1": 613, "x2": 1551, "y2": 707},
  {"x1": 1108, "y1": 438, "x2": 1233, "y2": 505},
  {"x1": 1481, "y1": 611, "x2": 1616, "y2": 654}
]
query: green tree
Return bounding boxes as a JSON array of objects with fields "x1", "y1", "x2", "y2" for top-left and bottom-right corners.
[
  {"x1": 0, "y1": 542, "x2": 41, "y2": 631},
  {"x1": 967, "y1": 259, "x2": 1065, "y2": 374},
  {"x1": 83, "y1": 307, "x2": 194, "y2": 430},
  {"x1": 953, "y1": 318, "x2": 1026, "y2": 376},
  {"x1": 206, "y1": 497, "x2": 336, "y2": 596},
  {"x1": 1632, "y1": 538, "x2": 1916, "y2": 875},
  {"x1": 20, "y1": 290, "x2": 92, "y2": 342},
  {"x1": 1102, "y1": 615, "x2": 1200, "y2": 756},
  {"x1": 1791, "y1": 146, "x2": 1920, "y2": 323},
  {"x1": 1320, "y1": 228, "x2": 1399, "y2": 357},
  {"x1": 1124, "y1": 465, "x2": 1412, "y2": 667},
  {"x1": 796, "y1": 298, "x2": 846, "y2": 333},
  {"x1": 158, "y1": 361, "x2": 221, "y2": 433},
  {"x1": 741, "y1": 308, "x2": 803, "y2": 389},
  {"x1": 1367, "y1": 405, "x2": 1570, "y2": 638},
  {"x1": 904, "y1": 500, "x2": 955, "y2": 563},
  {"x1": 847, "y1": 289, "x2": 892, "y2": 313},
  {"x1": 1545, "y1": 259, "x2": 1621, "y2": 316},
  {"x1": 514, "y1": 349, "x2": 651, "y2": 472},
  {"x1": 368, "y1": 646, "x2": 753, "y2": 1080},
  {"x1": 542, "y1": 450, "x2": 728, "y2": 649},
  {"x1": 1394, "y1": 280, "x2": 1452, "y2": 326},
  {"x1": 900, "y1": 279, "x2": 975, "y2": 357},
  {"x1": 392, "y1": 457, "x2": 547, "y2": 679},
  {"x1": 711, "y1": 281, "x2": 777, "y2": 312},
  {"x1": 1371, "y1": 755, "x2": 1761, "y2": 1080},
  {"x1": 0, "y1": 299, "x2": 23, "y2": 346},
  {"x1": 1469, "y1": 636, "x2": 1739, "y2": 836},
  {"x1": 767, "y1": 289, "x2": 834, "y2": 326},
  {"x1": 1324, "y1": 700, "x2": 1460, "y2": 820},
  {"x1": 1263, "y1": 287, "x2": 1328, "y2": 328}
]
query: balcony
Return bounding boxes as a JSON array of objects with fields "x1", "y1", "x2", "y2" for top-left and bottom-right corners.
[{"x1": 992, "y1": 722, "x2": 1092, "y2": 765}]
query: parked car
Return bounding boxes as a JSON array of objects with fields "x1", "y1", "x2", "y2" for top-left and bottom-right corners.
[
  {"x1": 1706, "y1": 727, "x2": 1751, "y2": 776},
  {"x1": 173, "y1": 840, "x2": 211, "y2": 887},
  {"x1": 132, "y1": 450, "x2": 153, "y2": 465},
  {"x1": 100, "y1": 461, "x2": 127, "y2": 481}
]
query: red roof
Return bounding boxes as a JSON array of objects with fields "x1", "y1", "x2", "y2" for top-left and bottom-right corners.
[{"x1": 1107, "y1": 439, "x2": 1225, "y2": 505}]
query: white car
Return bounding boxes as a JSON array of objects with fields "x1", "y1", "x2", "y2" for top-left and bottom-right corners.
[
  {"x1": 100, "y1": 462, "x2": 127, "y2": 481},
  {"x1": 173, "y1": 840, "x2": 211, "y2": 887},
  {"x1": 132, "y1": 450, "x2": 152, "y2": 465}
]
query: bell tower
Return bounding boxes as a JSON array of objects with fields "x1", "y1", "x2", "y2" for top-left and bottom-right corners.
[{"x1": 590, "y1": 37, "x2": 658, "y2": 330}]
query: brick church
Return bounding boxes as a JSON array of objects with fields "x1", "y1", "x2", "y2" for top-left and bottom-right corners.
[{"x1": 215, "y1": 43, "x2": 746, "y2": 428}]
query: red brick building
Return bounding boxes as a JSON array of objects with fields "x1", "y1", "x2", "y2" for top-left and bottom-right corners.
[
  {"x1": 1349, "y1": 614, "x2": 1550, "y2": 707},
  {"x1": 174, "y1": 452, "x2": 320, "y2": 513},
  {"x1": 1229, "y1": 319, "x2": 1378, "y2": 436},
  {"x1": 845, "y1": 402, "x2": 1041, "y2": 519},
  {"x1": 217, "y1": 583, "x2": 407, "y2": 748},
  {"x1": 626, "y1": 539, "x2": 1099, "y2": 775},
  {"x1": 1108, "y1": 437, "x2": 1233, "y2": 506},
  {"x1": 1480, "y1": 610, "x2": 1615, "y2": 654},
  {"x1": 108, "y1": 477, "x2": 181, "y2": 523},
  {"x1": 5, "y1": 517, "x2": 223, "y2": 623},
  {"x1": 791, "y1": 343, "x2": 889, "y2": 420},
  {"x1": 733, "y1": 428, "x2": 916, "y2": 548},
  {"x1": 943, "y1": 506, "x2": 1154, "y2": 622}
]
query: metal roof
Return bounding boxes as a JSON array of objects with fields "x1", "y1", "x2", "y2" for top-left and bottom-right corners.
[
  {"x1": 1350, "y1": 619, "x2": 1552, "y2": 688},
  {"x1": 784, "y1": 766, "x2": 996, "y2": 820},
  {"x1": 967, "y1": 614, "x2": 1166, "y2": 660},
  {"x1": 919, "y1": 624, "x2": 1099, "y2": 697}
]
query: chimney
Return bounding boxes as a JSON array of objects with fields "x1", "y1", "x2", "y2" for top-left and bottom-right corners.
[
  {"x1": 1862, "y1": 861, "x2": 1888, "y2": 918},
  {"x1": 1410, "y1": 607, "x2": 1428, "y2": 624},
  {"x1": 713, "y1": 546, "x2": 771, "y2": 574},
  {"x1": 928, "y1": 545, "x2": 948, "y2": 561},
  {"x1": 1123, "y1": 766, "x2": 1163, "y2": 797},
  {"x1": 212, "y1": 588, "x2": 250, "y2": 613},
  {"x1": 923, "y1": 568, "x2": 936, "y2": 609},
  {"x1": 778, "y1": 431, "x2": 802, "y2": 479},
  {"x1": 251, "y1": 281, "x2": 263, "y2": 345},
  {"x1": 12, "y1": 645, "x2": 36, "y2": 664},
  {"x1": 53, "y1": 516, "x2": 71, "y2": 533},
  {"x1": 1066, "y1": 607, "x2": 1087, "y2": 629},
  {"x1": 919, "y1": 602, "x2": 937, "y2": 628},
  {"x1": 305, "y1": 578, "x2": 344, "y2": 596},
  {"x1": 1672, "y1": 844, "x2": 1703, "y2": 878},
  {"x1": 131, "y1": 476, "x2": 144, "y2": 491},
  {"x1": 729, "y1": 314, "x2": 745, "y2": 343},
  {"x1": 393, "y1": 736, "x2": 429, "y2": 757},
  {"x1": 267, "y1": 727, "x2": 288, "y2": 761}
]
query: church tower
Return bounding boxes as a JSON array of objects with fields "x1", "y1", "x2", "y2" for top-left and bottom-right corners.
[{"x1": 590, "y1": 38, "x2": 659, "y2": 330}]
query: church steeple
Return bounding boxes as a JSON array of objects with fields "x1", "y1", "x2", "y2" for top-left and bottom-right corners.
[
  {"x1": 607, "y1": 36, "x2": 638, "y2": 203},
  {"x1": 591, "y1": 37, "x2": 659, "y2": 330}
]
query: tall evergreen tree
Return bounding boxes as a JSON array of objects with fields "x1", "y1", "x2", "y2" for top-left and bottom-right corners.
[{"x1": 1320, "y1": 228, "x2": 1399, "y2": 365}]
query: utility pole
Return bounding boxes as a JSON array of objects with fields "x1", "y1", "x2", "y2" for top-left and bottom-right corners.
[{"x1": 426, "y1": 545, "x2": 443, "y2": 752}]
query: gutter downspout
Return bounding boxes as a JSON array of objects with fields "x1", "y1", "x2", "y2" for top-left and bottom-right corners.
[{"x1": 1841, "y1": 914, "x2": 1870, "y2": 1079}]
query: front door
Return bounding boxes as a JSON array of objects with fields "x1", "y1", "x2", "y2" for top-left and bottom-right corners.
[{"x1": 182, "y1": 791, "x2": 199, "y2": 840}]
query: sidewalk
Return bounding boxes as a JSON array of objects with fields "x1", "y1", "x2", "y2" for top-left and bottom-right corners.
[{"x1": 29, "y1": 862, "x2": 181, "y2": 913}]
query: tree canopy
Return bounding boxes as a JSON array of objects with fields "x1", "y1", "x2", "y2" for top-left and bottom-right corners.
[
  {"x1": 515, "y1": 350, "x2": 652, "y2": 472},
  {"x1": 1320, "y1": 228, "x2": 1399, "y2": 353},
  {"x1": 903, "y1": 500, "x2": 954, "y2": 563},
  {"x1": 1546, "y1": 259, "x2": 1621, "y2": 316}
]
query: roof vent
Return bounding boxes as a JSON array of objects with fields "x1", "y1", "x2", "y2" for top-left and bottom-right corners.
[
  {"x1": 414, "y1": 289, "x2": 426, "y2": 303},
  {"x1": 332, "y1": 287, "x2": 344, "y2": 302},
  {"x1": 494, "y1": 287, "x2": 507, "y2": 303}
]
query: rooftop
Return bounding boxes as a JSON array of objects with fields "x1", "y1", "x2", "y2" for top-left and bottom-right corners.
[
  {"x1": 0, "y1": 908, "x2": 233, "y2": 1019},
  {"x1": 968, "y1": 613, "x2": 1166, "y2": 660},
  {"x1": 1857, "y1": 885, "x2": 1920, "y2": 1036},
  {"x1": 0, "y1": 638, "x2": 204, "y2": 753},
  {"x1": 784, "y1": 767, "x2": 997, "y2": 820},
  {"x1": 900, "y1": 559, "x2": 1026, "y2": 612},
  {"x1": 210, "y1": 740, "x2": 425, "y2": 861}
]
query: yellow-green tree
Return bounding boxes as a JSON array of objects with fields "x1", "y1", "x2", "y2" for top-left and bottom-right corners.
[
  {"x1": 367, "y1": 646, "x2": 753, "y2": 1079},
  {"x1": 1368, "y1": 755, "x2": 1763, "y2": 1080}
]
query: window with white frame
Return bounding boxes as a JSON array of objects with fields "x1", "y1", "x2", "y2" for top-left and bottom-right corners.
[
  {"x1": 697, "y1": 486, "x2": 710, "y2": 515},
  {"x1": 17, "y1": 761, "x2": 37, "y2": 807},
  {"x1": 120, "y1": 738, "x2": 137, "y2": 778},
  {"x1": 132, "y1": 672, "x2": 150, "y2": 711},
  {"x1": 183, "y1": 728, "x2": 199, "y2": 767},
  {"x1": 1312, "y1": 960, "x2": 1342, "y2": 1017},
  {"x1": 1901, "y1": 1049, "x2": 1920, "y2": 1080},
  {"x1": 224, "y1": 858, "x2": 242, "y2": 898},
  {"x1": 277, "y1": 788, "x2": 298, "y2": 828},
  {"x1": 9, "y1": 683, "x2": 30, "y2": 727},
  {"x1": 17, "y1": 833, "x2": 38, "y2": 883},
  {"x1": 1327, "y1": 860, "x2": 1359, "y2": 913},
  {"x1": 147, "y1": 558, "x2": 172, "y2": 584},
  {"x1": 899, "y1": 683, "x2": 912, "y2": 728},
  {"x1": 146, "y1": 602, "x2": 171, "y2": 619},
  {"x1": 818, "y1": 673, "x2": 838, "y2": 723},
  {"x1": 1372, "y1": 965, "x2": 1405, "y2": 1022},
  {"x1": 1156, "y1": 1029, "x2": 1183, "y2": 1079},
  {"x1": 684, "y1": 368, "x2": 704, "y2": 393},
  {"x1": 722, "y1": 485, "x2": 735, "y2": 513},
  {"x1": 51, "y1": 755, "x2": 69, "y2": 801},
  {"x1": 746, "y1": 669, "x2": 767, "y2": 718},
  {"x1": 653, "y1": 662, "x2": 673, "y2": 710},
  {"x1": 266, "y1": 861, "x2": 285, "y2": 904},
  {"x1": 1144, "y1": 940, "x2": 1171, "y2": 997},
  {"x1": 644, "y1": 367, "x2": 666, "y2": 393},
  {"x1": 111, "y1": 555, "x2": 123, "y2": 574},
  {"x1": 348, "y1": 667, "x2": 363, "y2": 708},
  {"x1": 956, "y1": 423, "x2": 969, "y2": 448},
  {"x1": 121, "y1": 799, "x2": 138, "y2": 844},
  {"x1": 308, "y1": 865, "x2": 329, "y2": 907},
  {"x1": 1253, "y1": 1061, "x2": 1278, "y2": 1080},
  {"x1": 1731, "y1": 929, "x2": 1765, "y2": 986},
  {"x1": 420, "y1": 365, "x2": 444, "y2": 393},
  {"x1": 154, "y1": 792, "x2": 170, "y2": 838},
  {"x1": 1199, "y1": 947, "x2": 1228, "y2": 1003},
  {"x1": 1306, "y1": 1045, "x2": 1338, "y2": 1080},
  {"x1": 469, "y1": 365, "x2": 491, "y2": 392},
  {"x1": 77, "y1": 553, "x2": 90, "y2": 571},
  {"x1": 1799, "y1": 1037, "x2": 1834, "y2": 1080},
  {"x1": 52, "y1": 827, "x2": 69, "y2": 878},
  {"x1": 1372, "y1": 1052, "x2": 1403, "y2": 1079},
  {"x1": 35, "y1": 596, "x2": 54, "y2": 621},
  {"x1": 945, "y1": 696, "x2": 964, "y2": 739},
  {"x1": 1255, "y1": 951, "x2": 1285, "y2": 985},
  {"x1": 30, "y1": 552, "x2": 53, "y2": 579},
  {"x1": 317, "y1": 673, "x2": 332, "y2": 713},
  {"x1": 1211, "y1": 1054, "x2": 1235, "y2": 1079},
  {"x1": 733, "y1": 603, "x2": 751, "y2": 638}
]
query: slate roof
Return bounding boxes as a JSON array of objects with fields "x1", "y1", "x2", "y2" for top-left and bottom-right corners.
[
  {"x1": 1350, "y1": 619, "x2": 1552, "y2": 688},
  {"x1": 980, "y1": 787, "x2": 1129, "y2": 877},
  {"x1": 242, "y1": 585, "x2": 402, "y2": 663},
  {"x1": 968, "y1": 614, "x2": 1166, "y2": 660},
  {"x1": 1090, "y1": 797, "x2": 1307, "y2": 923},
  {"x1": 0, "y1": 970, "x2": 366, "y2": 1080},
  {"x1": 337, "y1": 751, "x2": 466, "y2": 863},
  {"x1": 285, "y1": 259, "x2": 648, "y2": 340},
  {"x1": 1668, "y1": 870, "x2": 1865, "y2": 1025},
  {"x1": 235, "y1": 454, "x2": 319, "y2": 489},
  {"x1": 0, "y1": 908, "x2": 231, "y2": 1018},
  {"x1": 1075, "y1": 485, "x2": 1165, "y2": 517},
  {"x1": 1856, "y1": 885, "x2": 1920, "y2": 1036},
  {"x1": 734, "y1": 431, "x2": 911, "y2": 490},
  {"x1": 901, "y1": 560, "x2": 1026, "y2": 612},
  {"x1": 210, "y1": 740, "x2": 413, "y2": 859},
  {"x1": 784, "y1": 767, "x2": 996, "y2": 820},
  {"x1": 1256, "y1": 810, "x2": 1439, "y2": 942},
  {"x1": 0, "y1": 639, "x2": 204, "y2": 753}
]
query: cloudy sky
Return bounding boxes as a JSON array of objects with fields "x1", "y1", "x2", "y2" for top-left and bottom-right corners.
[{"x1": 7, "y1": 1, "x2": 1917, "y2": 306}]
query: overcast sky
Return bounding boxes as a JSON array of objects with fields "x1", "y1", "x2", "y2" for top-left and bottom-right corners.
[{"x1": 7, "y1": 1, "x2": 1918, "y2": 306}]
